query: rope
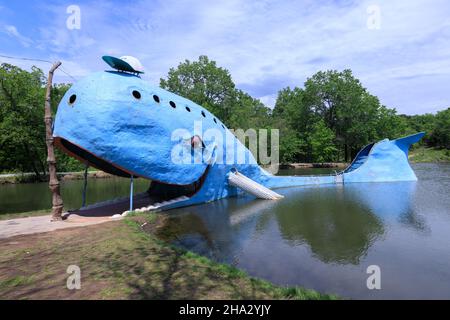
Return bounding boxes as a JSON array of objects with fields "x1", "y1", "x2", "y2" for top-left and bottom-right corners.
[{"x1": 0, "y1": 54, "x2": 78, "y2": 81}]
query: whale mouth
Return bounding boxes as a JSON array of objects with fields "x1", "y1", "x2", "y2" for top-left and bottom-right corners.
[
  {"x1": 54, "y1": 137, "x2": 209, "y2": 214},
  {"x1": 55, "y1": 138, "x2": 132, "y2": 177}
]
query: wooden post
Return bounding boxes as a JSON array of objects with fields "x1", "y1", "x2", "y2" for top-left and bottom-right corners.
[{"x1": 44, "y1": 61, "x2": 64, "y2": 221}]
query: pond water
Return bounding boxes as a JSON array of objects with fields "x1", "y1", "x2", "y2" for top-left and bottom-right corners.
[
  {"x1": 0, "y1": 176, "x2": 149, "y2": 214},
  {"x1": 1, "y1": 163, "x2": 449, "y2": 299},
  {"x1": 155, "y1": 163, "x2": 450, "y2": 299}
]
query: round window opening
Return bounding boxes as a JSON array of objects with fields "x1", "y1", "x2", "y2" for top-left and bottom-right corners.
[
  {"x1": 153, "y1": 95, "x2": 160, "y2": 103},
  {"x1": 170, "y1": 101, "x2": 176, "y2": 108},
  {"x1": 68, "y1": 94, "x2": 77, "y2": 105},
  {"x1": 132, "y1": 90, "x2": 141, "y2": 99},
  {"x1": 185, "y1": 106, "x2": 191, "y2": 112}
]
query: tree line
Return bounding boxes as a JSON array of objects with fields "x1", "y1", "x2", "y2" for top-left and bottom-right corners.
[
  {"x1": 160, "y1": 56, "x2": 449, "y2": 163},
  {"x1": 1, "y1": 56, "x2": 449, "y2": 177}
]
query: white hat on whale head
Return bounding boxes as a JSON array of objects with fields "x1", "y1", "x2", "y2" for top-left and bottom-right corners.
[{"x1": 102, "y1": 55, "x2": 145, "y2": 74}]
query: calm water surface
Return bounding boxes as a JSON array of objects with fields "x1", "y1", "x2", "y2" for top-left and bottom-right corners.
[
  {"x1": 1, "y1": 163, "x2": 449, "y2": 299},
  {"x1": 0, "y1": 176, "x2": 149, "y2": 214},
  {"x1": 156, "y1": 163, "x2": 450, "y2": 299}
]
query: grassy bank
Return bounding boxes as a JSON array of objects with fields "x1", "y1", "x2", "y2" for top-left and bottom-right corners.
[
  {"x1": 0, "y1": 213, "x2": 337, "y2": 300},
  {"x1": 409, "y1": 146, "x2": 450, "y2": 163},
  {"x1": 0, "y1": 170, "x2": 113, "y2": 184}
]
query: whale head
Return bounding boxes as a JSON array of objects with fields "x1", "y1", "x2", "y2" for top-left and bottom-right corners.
[{"x1": 53, "y1": 71, "x2": 221, "y2": 191}]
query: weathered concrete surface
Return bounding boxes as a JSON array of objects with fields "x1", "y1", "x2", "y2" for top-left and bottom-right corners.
[{"x1": 0, "y1": 215, "x2": 115, "y2": 239}]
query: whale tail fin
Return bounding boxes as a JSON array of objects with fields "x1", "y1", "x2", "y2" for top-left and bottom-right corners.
[
  {"x1": 393, "y1": 132, "x2": 426, "y2": 155},
  {"x1": 343, "y1": 132, "x2": 425, "y2": 183}
]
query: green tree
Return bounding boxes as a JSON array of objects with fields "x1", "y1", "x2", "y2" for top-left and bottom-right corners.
[
  {"x1": 0, "y1": 63, "x2": 82, "y2": 176},
  {"x1": 400, "y1": 113, "x2": 436, "y2": 146},
  {"x1": 160, "y1": 55, "x2": 272, "y2": 130},
  {"x1": 273, "y1": 87, "x2": 316, "y2": 162},
  {"x1": 302, "y1": 69, "x2": 404, "y2": 161},
  {"x1": 160, "y1": 55, "x2": 237, "y2": 125},
  {"x1": 0, "y1": 63, "x2": 47, "y2": 178},
  {"x1": 376, "y1": 106, "x2": 408, "y2": 140},
  {"x1": 228, "y1": 90, "x2": 271, "y2": 130},
  {"x1": 309, "y1": 119, "x2": 337, "y2": 163},
  {"x1": 430, "y1": 108, "x2": 450, "y2": 149}
]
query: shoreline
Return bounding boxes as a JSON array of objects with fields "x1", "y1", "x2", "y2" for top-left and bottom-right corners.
[
  {"x1": 0, "y1": 213, "x2": 338, "y2": 300},
  {"x1": 279, "y1": 162, "x2": 349, "y2": 169},
  {"x1": 2, "y1": 151, "x2": 449, "y2": 185},
  {"x1": 0, "y1": 164, "x2": 347, "y2": 185},
  {"x1": 0, "y1": 170, "x2": 114, "y2": 185}
]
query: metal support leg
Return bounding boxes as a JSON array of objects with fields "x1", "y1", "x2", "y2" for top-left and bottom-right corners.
[
  {"x1": 130, "y1": 175, "x2": 134, "y2": 211},
  {"x1": 82, "y1": 164, "x2": 89, "y2": 207}
]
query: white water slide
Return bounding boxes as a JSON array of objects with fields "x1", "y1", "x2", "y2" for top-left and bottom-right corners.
[{"x1": 228, "y1": 170, "x2": 284, "y2": 200}]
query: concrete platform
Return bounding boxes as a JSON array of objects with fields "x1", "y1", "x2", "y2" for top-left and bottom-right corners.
[{"x1": 0, "y1": 214, "x2": 112, "y2": 239}]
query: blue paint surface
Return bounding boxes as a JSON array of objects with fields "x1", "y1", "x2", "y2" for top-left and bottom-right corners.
[{"x1": 53, "y1": 70, "x2": 424, "y2": 211}]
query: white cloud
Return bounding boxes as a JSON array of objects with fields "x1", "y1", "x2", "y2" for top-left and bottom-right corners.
[
  {"x1": 3, "y1": 25, "x2": 33, "y2": 47},
  {"x1": 4, "y1": 0, "x2": 450, "y2": 114}
]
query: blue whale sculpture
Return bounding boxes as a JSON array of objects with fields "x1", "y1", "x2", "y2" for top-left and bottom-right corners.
[{"x1": 53, "y1": 69, "x2": 424, "y2": 214}]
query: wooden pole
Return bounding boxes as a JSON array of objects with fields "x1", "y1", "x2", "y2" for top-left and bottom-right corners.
[{"x1": 44, "y1": 61, "x2": 64, "y2": 221}]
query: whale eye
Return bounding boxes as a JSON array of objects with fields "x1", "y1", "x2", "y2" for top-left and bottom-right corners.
[
  {"x1": 132, "y1": 90, "x2": 141, "y2": 99},
  {"x1": 191, "y1": 135, "x2": 204, "y2": 149},
  {"x1": 68, "y1": 94, "x2": 76, "y2": 105},
  {"x1": 169, "y1": 101, "x2": 176, "y2": 108},
  {"x1": 153, "y1": 95, "x2": 160, "y2": 103}
]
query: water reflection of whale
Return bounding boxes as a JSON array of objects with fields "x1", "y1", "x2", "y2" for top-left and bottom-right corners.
[
  {"x1": 274, "y1": 181, "x2": 424, "y2": 264},
  {"x1": 273, "y1": 186, "x2": 383, "y2": 264},
  {"x1": 344, "y1": 181, "x2": 427, "y2": 232},
  {"x1": 156, "y1": 196, "x2": 277, "y2": 263},
  {"x1": 157, "y1": 180, "x2": 421, "y2": 266}
]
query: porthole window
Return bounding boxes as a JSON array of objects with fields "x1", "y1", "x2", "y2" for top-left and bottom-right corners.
[
  {"x1": 153, "y1": 95, "x2": 160, "y2": 103},
  {"x1": 132, "y1": 90, "x2": 141, "y2": 99},
  {"x1": 201, "y1": 111, "x2": 206, "y2": 117},
  {"x1": 170, "y1": 101, "x2": 176, "y2": 108},
  {"x1": 185, "y1": 106, "x2": 191, "y2": 112},
  {"x1": 213, "y1": 118, "x2": 217, "y2": 123},
  {"x1": 68, "y1": 94, "x2": 77, "y2": 105},
  {"x1": 221, "y1": 124, "x2": 225, "y2": 129}
]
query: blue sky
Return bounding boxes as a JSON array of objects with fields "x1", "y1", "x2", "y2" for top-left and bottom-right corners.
[{"x1": 0, "y1": 0, "x2": 449, "y2": 115}]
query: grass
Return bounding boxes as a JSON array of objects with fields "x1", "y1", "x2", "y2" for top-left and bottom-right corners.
[
  {"x1": 0, "y1": 212, "x2": 338, "y2": 300},
  {"x1": 0, "y1": 276, "x2": 35, "y2": 289},
  {"x1": 409, "y1": 146, "x2": 450, "y2": 163}
]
